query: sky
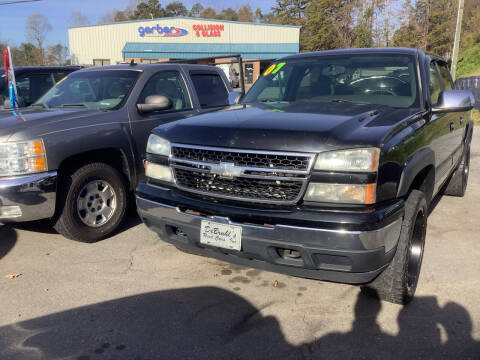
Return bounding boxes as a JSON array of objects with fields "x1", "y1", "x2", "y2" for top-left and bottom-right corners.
[{"x1": 0, "y1": 0, "x2": 277, "y2": 47}]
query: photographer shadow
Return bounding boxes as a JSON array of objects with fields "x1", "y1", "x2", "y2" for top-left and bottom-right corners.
[
  {"x1": 306, "y1": 290, "x2": 480, "y2": 359},
  {"x1": 0, "y1": 286, "x2": 478, "y2": 360},
  {"x1": 0, "y1": 225, "x2": 16, "y2": 260}
]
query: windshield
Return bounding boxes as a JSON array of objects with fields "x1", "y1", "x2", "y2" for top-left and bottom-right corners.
[
  {"x1": 36, "y1": 70, "x2": 139, "y2": 110},
  {"x1": 243, "y1": 54, "x2": 420, "y2": 109}
]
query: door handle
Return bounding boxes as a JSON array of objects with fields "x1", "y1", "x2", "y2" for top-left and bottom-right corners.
[
  {"x1": 450, "y1": 122, "x2": 455, "y2": 132},
  {"x1": 459, "y1": 117, "x2": 464, "y2": 125}
]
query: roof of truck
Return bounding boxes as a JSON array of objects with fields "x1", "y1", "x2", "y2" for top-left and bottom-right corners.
[{"x1": 80, "y1": 63, "x2": 223, "y2": 73}]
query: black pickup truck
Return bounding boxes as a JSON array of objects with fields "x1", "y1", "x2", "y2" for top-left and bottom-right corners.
[
  {"x1": 136, "y1": 48, "x2": 475, "y2": 304},
  {"x1": 0, "y1": 63, "x2": 237, "y2": 241}
]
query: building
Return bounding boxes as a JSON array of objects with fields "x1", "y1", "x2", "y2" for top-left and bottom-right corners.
[{"x1": 68, "y1": 16, "x2": 300, "y2": 85}]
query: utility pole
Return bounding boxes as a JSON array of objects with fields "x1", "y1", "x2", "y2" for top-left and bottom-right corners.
[{"x1": 451, "y1": 0, "x2": 464, "y2": 82}]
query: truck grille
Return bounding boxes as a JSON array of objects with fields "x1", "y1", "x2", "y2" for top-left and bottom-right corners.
[
  {"x1": 172, "y1": 146, "x2": 311, "y2": 170},
  {"x1": 170, "y1": 144, "x2": 315, "y2": 204}
]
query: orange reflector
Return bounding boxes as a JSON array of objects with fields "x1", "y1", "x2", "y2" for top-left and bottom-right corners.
[
  {"x1": 35, "y1": 157, "x2": 46, "y2": 171},
  {"x1": 33, "y1": 141, "x2": 44, "y2": 155},
  {"x1": 365, "y1": 183, "x2": 376, "y2": 204}
]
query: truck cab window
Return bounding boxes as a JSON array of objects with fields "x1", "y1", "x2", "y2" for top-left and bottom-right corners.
[
  {"x1": 139, "y1": 71, "x2": 191, "y2": 111},
  {"x1": 16, "y1": 73, "x2": 55, "y2": 106},
  {"x1": 190, "y1": 73, "x2": 228, "y2": 108},
  {"x1": 429, "y1": 62, "x2": 442, "y2": 105}
]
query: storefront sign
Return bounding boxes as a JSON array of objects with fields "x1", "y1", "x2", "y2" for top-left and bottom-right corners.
[
  {"x1": 193, "y1": 24, "x2": 224, "y2": 37},
  {"x1": 138, "y1": 25, "x2": 188, "y2": 37}
]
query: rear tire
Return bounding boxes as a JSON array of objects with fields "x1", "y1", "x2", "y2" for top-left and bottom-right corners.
[
  {"x1": 445, "y1": 147, "x2": 470, "y2": 197},
  {"x1": 362, "y1": 190, "x2": 427, "y2": 304},
  {"x1": 53, "y1": 163, "x2": 128, "y2": 243}
]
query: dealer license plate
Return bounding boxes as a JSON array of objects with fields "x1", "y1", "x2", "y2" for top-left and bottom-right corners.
[{"x1": 200, "y1": 221, "x2": 242, "y2": 251}]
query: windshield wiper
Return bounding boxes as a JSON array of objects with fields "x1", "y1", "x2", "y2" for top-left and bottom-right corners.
[
  {"x1": 330, "y1": 99, "x2": 371, "y2": 105},
  {"x1": 259, "y1": 98, "x2": 281, "y2": 103},
  {"x1": 57, "y1": 103, "x2": 89, "y2": 108},
  {"x1": 30, "y1": 103, "x2": 49, "y2": 109}
]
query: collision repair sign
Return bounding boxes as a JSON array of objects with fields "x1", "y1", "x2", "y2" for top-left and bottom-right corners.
[{"x1": 138, "y1": 25, "x2": 188, "y2": 37}]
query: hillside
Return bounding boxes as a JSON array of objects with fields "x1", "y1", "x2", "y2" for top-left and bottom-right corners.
[{"x1": 456, "y1": 42, "x2": 480, "y2": 78}]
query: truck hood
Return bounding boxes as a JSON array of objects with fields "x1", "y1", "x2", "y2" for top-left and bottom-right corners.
[
  {"x1": 0, "y1": 107, "x2": 104, "y2": 140},
  {"x1": 154, "y1": 102, "x2": 420, "y2": 153}
]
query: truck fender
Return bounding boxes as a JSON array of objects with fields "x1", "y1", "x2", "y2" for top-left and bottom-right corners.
[{"x1": 396, "y1": 148, "x2": 435, "y2": 199}]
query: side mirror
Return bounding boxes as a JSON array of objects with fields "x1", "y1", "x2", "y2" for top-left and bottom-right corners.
[
  {"x1": 228, "y1": 91, "x2": 241, "y2": 105},
  {"x1": 137, "y1": 95, "x2": 172, "y2": 113},
  {"x1": 432, "y1": 90, "x2": 475, "y2": 113}
]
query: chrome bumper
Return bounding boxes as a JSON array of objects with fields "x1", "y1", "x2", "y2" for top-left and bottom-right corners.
[{"x1": 0, "y1": 172, "x2": 57, "y2": 222}]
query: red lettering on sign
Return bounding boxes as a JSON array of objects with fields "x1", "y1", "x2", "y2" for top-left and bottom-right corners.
[{"x1": 194, "y1": 24, "x2": 224, "y2": 38}]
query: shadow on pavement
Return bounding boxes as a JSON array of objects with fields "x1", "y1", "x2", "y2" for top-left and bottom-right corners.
[
  {"x1": 0, "y1": 287, "x2": 478, "y2": 360},
  {"x1": 9, "y1": 214, "x2": 142, "y2": 238},
  {"x1": 0, "y1": 225, "x2": 16, "y2": 260}
]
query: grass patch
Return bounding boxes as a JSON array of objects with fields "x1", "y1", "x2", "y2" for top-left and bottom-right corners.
[
  {"x1": 456, "y1": 43, "x2": 480, "y2": 78},
  {"x1": 472, "y1": 109, "x2": 480, "y2": 125}
]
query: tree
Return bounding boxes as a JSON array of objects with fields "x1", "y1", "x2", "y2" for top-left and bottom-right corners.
[
  {"x1": 238, "y1": 5, "x2": 254, "y2": 22},
  {"x1": 25, "y1": 13, "x2": 52, "y2": 64},
  {"x1": 46, "y1": 43, "x2": 69, "y2": 65},
  {"x1": 272, "y1": 0, "x2": 309, "y2": 25},
  {"x1": 165, "y1": 1, "x2": 188, "y2": 17},
  {"x1": 301, "y1": 0, "x2": 345, "y2": 51},
  {"x1": 200, "y1": 7, "x2": 217, "y2": 19},
  {"x1": 68, "y1": 11, "x2": 90, "y2": 27},
  {"x1": 392, "y1": 24, "x2": 421, "y2": 48},
  {"x1": 189, "y1": 3, "x2": 203, "y2": 17},
  {"x1": 218, "y1": 8, "x2": 238, "y2": 21},
  {"x1": 131, "y1": 0, "x2": 165, "y2": 20},
  {"x1": 254, "y1": 8, "x2": 263, "y2": 22},
  {"x1": 14, "y1": 43, "x2": 42, "y2": 66}
]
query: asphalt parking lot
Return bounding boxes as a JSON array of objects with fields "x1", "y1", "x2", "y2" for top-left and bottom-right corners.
[{"x1": 1, "y1": 130, "x2": 479, "y2": 360}]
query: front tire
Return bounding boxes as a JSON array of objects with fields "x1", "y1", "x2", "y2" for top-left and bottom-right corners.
[
  {"x1": 53, "y1": 163, "x2": 128, "y2": 243},
  {"x1": 362, "y1": 190, "x2": 427, "y2": 304}
]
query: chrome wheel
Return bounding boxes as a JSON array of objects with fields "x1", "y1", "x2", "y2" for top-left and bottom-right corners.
[{"x1": 77, "y1": 180, "x2": 117, "y2": 227}]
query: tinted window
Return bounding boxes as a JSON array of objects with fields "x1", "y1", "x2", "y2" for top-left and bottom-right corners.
[
  {"x1": 244, "y1": 54, "x2": 419, "y2": 109},
  {"x1": 438, "y1": 63, "x2": 453, "y2": 90},
  {"x1": 429, "y1": 62, "x2": 442, "y2": 105},
  {"x1": 16, "y1": 73, "x2": 55, "y2": 106},
  {"x1": 191, "y1": 73, "x2": 228, "y2": 108},
  {"x1": 0, "y1": 70, "x2": 6, "y2": 98},
  {"x1": 139, "y1": 71, "x2": 191, "y2": 111},
  {"x1": 37, "y1": 70, "x2": 139, "y2": 110}
]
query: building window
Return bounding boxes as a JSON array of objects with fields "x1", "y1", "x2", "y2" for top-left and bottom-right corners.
[
  {"x1": 93, "y1": 59, "x2": 111, "y2": 66},
  {"x1": 140, "y1": 59, "x2": 157, "y2": 64}
]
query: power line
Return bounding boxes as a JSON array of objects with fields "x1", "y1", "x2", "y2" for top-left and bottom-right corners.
[{"x1": 0, "y1": 0, "x2": 42, "y2": 5}]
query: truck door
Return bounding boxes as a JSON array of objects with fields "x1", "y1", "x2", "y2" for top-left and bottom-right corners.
[
  {"x1": 428, "y1": 61, "x2": 453, "y2": 189},
  {"x1": 130, "y1": 70, "x2": 196, "y2": 179},
  {"x1": 437, "y1": 61, "x2": 465, "y2": 167}
]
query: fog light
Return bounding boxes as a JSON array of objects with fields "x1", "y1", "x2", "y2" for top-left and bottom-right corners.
[
  {"x1": 145, "y1": 162, "x2": 173, "y2": 182},
  {"x1": 0, "y1": 205, "x2": 22, "y2": 218}
]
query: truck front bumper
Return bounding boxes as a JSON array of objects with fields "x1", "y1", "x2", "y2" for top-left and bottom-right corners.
[
  {"x1": 136, "y1": 185, "x2": 404, "y2": 284},
  {"x1": 0, "y1": 172, "x2": 57, "y2": 222}
]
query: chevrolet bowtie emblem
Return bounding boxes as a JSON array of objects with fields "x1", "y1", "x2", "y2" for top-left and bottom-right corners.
[{"x1": 209, "y1": 162, "x2": 244, "y2": 179}]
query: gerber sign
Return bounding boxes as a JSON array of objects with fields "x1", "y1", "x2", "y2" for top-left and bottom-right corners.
[{"x1": 138, "y1": 25, "x2": 188, "y2": 37}]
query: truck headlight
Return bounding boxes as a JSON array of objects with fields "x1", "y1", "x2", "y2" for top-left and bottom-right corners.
[
  {"x1": 146, "y1": 134, "x2": 170, "y2": 156},
  {"x1": 304, "y1": 183, "x2": 376, "y2": 204},
  {"x1": 314, "y1": 148, "x2": 380, "y2": 172},
  {"x1": 0, "y1": 139, "x2": 47, "y2": 177}
]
